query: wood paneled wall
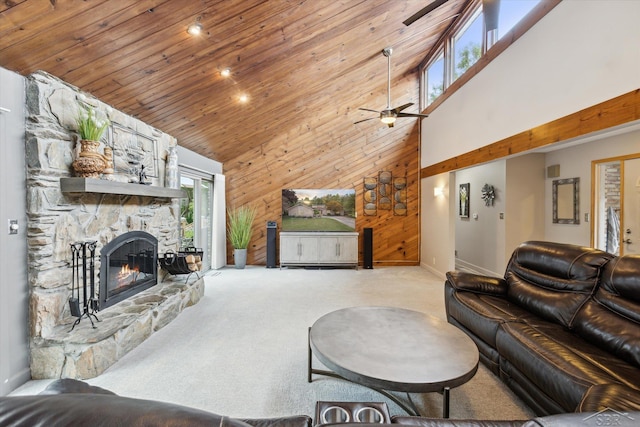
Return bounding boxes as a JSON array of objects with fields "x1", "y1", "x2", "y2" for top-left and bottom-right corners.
[{"x1": 224, "y1": 74, "x2": 421, "y2": 267}]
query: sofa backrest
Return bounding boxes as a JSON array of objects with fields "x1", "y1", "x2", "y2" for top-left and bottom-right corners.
[
  {"x1": 504, "y1": 241, "x2": 613, "y2": 329},
  {"x1": 573, "y1": 255, "x2": 640, "y2": 368}
]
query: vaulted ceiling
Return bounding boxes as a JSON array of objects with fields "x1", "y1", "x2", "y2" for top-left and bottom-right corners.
[
  {"x1": 1, "y1": 0, "x2": 471, "y2": 266},
  {"x1": 0, "y1": 0, "x2": 468, "y2": 164}
]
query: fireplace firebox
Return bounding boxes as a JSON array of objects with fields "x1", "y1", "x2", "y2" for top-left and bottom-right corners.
[{"x1": 99, "y1": 231, "x2": 158, "y2": 309}]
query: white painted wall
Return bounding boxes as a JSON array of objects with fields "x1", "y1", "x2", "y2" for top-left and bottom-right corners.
[
  {"x1": 544, "y1": 128, "x2": 640, "y2": 246},
  {"x1": 421, "y1": 1, "x2": 640, "y2": 168},
  {"x1": 421, "y1": 1, "x2": 640, "y2": 276},
  {"x1": 505, "y1": 154, "x2": 546, "y2": 267},
  {"x1": 0, "y1": 66, "x2": 29, "y2": 396},
  {"x1": 454, "y1": 161, "x2": 506, "y2": 276},
  {"x1": 421, "y1": 172, "x2": 455, "y2": 278}
]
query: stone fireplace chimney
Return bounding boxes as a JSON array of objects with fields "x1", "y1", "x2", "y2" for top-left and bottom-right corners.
[{"x1": 25, "y1": 71, "x2": 203, "y2": 380}]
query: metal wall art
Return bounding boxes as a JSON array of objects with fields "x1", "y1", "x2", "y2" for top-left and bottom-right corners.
[
  {"x1": 481, "y1": 184, "x2": 495, "y2": 206},
  {"x1": 378, "y1": 171, "x2": 392, "y2": 210},
  {"x1": 363, "y1": 172, "x2": 407, "y2": 216},
  {"x1": 363, "y1": 177, "x2": 377, "y2": 216},
  {"x1": 108, "y1": 122, "x2": 159, "y2": 180},
  {"x1": 393, "y1": 176, "x2": 407, "y2": 216}
]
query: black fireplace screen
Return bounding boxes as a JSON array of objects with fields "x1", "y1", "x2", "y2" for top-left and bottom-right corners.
[{"x1": 99, "y1": 231, "x2": 158, "y2": 309}]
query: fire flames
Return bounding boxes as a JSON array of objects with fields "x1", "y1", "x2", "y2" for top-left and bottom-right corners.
[{"x1": 116, "y1": 264, "x2": 140, "y2": 287}]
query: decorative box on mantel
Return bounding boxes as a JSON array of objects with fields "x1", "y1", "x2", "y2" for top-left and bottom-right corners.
[{"x1": 60, "y1": 178, "x2": 187, "y2": 199}]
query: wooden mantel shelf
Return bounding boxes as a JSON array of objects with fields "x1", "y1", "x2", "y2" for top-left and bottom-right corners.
[{"x1": 60, "y1": 178, "x2": 187, "y2": 198}]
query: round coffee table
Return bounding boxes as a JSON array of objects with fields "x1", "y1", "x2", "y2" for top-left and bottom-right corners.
[{"x1": 308, "y1": 306, "x2": 479, "y2": 417}]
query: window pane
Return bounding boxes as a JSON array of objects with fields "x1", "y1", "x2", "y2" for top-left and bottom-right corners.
[
  {"x1": 180, "y1": 176, "x2": 195, "y2": 248},
  {"x1": 498, "y1": 0, "x2": 540, "y2": 38},
  {"x1": 199, "y1": 180, "x2": 212, "y2": 270},
  {"x1": 453, "y1": 11, "x2": 483, "y2": 82},
  {"x1": 426, "y1": 53, "x2": 444, "y2": 106}
]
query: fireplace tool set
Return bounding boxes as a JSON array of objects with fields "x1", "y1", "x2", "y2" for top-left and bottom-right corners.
[{"x1": 69, "y1": 241, "x2": 101, "y2": 331}]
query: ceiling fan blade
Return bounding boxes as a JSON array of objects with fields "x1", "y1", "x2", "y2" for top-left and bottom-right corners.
[
  {"x1": 403, "y1": 0, "x2": 450, "y2": 26},
  {"x1": 392, "y1": 103, "x2": 414, "y2": 113},
  {"x1": 397, "y1": 112, "x2": 429, "y2": 118},
  {"x1": 353, "y1": 117, "x2": 378, "y2": 125},
  {"x1": 358, "y1": 107, "x2": 381, "y2": 113}
]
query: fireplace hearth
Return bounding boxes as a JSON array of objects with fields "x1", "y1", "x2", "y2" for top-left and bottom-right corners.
[{"x1": 100, "y1": 231, "x2": 158, "y2": 310}]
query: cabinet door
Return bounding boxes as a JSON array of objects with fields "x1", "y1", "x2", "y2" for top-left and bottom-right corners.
[
  {"x1": 318, "y1": 237, "x2": 340, "y2": 262},
  {"x1": 280, "y1": 236, "x2": 300, "y2": 262},
  {"x1": 318, "y1": 236, "x2": 358, "y2": 263},
  {"x1": 298, "y1": 237, "x2": 319, "y2": 262},
  {"x1": 336, "y1": 235, "x2": 358, "y2": 263}
]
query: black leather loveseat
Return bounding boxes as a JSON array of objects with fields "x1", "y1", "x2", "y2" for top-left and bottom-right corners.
[{"x1": 445, "y1": 241, "x2": 640, "y2": 416}]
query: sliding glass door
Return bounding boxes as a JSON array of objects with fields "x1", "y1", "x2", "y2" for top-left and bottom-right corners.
[{"x1": 179, "y1": 171, "x2": 213, "y2": 271}]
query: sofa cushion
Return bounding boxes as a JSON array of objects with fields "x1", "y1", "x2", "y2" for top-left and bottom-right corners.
[
  {"x1": 573, "y1": 255, "x2": 640, "y2": 369},
  {"x1": 446, "y1": 283, "x2": 532, "y2": 348},
  {"x1": 505, "y1": 241, "x2": 613, "y2": 329},
  {"x1": 496, "y1": 321, "x2": 639, "y2": 412}
]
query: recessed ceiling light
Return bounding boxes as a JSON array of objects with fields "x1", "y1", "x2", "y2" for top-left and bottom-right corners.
[
  {"x1": 239, "y1": 94, "x2": 249, "y2": 103},
  {"x1": 187, "y1": 22, "x2": 202, "y2": 36},
  {"x1": 221, "y1": 68, "x2": 231, "y2": 77}
]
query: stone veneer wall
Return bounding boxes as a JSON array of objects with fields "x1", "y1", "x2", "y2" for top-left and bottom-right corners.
[{"x1": 25, "y1": 71, "x2": 203, "y2": 379}]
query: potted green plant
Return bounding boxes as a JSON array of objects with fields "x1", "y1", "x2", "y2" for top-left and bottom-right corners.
[
  {"x1": 72, "y1": 106, "x2": 111, "y2": 178},
  {"x1": 227, "y1": 204, "x2": 257, "y2": 269}
]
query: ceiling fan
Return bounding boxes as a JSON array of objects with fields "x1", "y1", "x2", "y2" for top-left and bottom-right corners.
[{"x1": 354, "y1": 47, "x2": 428, "y2": 128}]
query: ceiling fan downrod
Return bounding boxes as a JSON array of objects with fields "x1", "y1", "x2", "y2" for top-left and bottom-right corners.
[{"x1": 383, "y1": 47, "x2": 393, "y2": 110}]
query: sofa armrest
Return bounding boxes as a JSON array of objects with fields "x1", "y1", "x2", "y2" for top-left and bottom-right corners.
[
  {"x1": 38, "y1": 378, "x2": 116, "y2": 396},
  {"x1": 241, "y1": 416, "x2": 312, "y2": 427},
  {"x1": 392, "y1": 416, "x2": 526, "y2": 426},
  {"x1": 445, "y1": 271, "x2": 508, "y2": 296},
  {"x1": 577, "y1": 384, "x2": 640, "y2": 412}
]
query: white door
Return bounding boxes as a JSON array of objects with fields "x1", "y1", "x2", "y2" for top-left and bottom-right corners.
[{"x1": 622, "y1": 158, "x2": 640, "y2": 255}]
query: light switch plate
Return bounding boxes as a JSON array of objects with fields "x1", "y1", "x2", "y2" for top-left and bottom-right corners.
[{"x1": 8, "y1": 219, "x2": 18, "y2": 235}]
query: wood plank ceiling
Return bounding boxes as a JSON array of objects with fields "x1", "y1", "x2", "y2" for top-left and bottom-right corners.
[{"x1": 1, "y1": 0, "x2": 469, "y2": 266}]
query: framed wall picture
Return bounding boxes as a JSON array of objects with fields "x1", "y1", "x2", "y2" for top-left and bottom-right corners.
[{"x1": 459, "y1": 183, "x2": 470, "y2": 218}]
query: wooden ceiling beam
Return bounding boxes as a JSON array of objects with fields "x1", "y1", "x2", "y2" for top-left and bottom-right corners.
[{"x1": 420, "y1": 89, "x2": 640, "y2": 178}]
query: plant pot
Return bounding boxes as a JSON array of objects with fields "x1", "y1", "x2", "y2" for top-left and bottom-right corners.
[
  {"x1": 233, "y1": 248, "x2": 247, "y2": 269},
  {"x1": 72, "y1": 139, "x2": 107, "y2": 178}
]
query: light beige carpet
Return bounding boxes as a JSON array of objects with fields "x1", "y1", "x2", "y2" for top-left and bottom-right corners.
[{"x1": 12, "y1": 266, "x2": 534, "y2": 421}]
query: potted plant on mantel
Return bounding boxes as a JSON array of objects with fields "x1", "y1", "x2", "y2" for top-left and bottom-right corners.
[
  {"x1": 72, "y1": 106, "x2": 112, "y2": 178},
  {"x1": 227, "y1": 204, "x2": 257, "y2": 269}
]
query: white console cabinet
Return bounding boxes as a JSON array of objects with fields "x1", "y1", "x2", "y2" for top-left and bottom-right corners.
[{"x1": 280, "y1": 232, "x2": 358, "y2": 268}]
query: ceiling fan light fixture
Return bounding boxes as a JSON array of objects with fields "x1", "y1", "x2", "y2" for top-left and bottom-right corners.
[{"x1": 380, "y1": 110, "x2": 396, "y2": 124}]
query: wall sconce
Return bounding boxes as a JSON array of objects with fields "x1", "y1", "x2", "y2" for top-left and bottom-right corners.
[
  {"x1": 434, "y1": 186, "x2": 444, "y2": 197},
  {"x1": 187, "y1": 22, "x2": 203, "y2": 36}
]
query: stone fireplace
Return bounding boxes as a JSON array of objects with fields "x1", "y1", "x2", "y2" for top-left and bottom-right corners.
[{"x1": 26, "y1": 71, "x2": 204, "y2": 379}]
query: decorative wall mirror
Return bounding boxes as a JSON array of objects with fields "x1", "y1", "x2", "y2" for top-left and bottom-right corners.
[{"x1": 552, "y1": 177, "x2": 580, "y2": 224}]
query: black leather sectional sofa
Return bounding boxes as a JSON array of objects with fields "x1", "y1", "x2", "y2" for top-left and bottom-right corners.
[
  {"x1": 1, "y1": 379, "x2": 639, "y2": 426},
  {"x1": 445, "y1": 241, "x2": 640, "y2": 415}
]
